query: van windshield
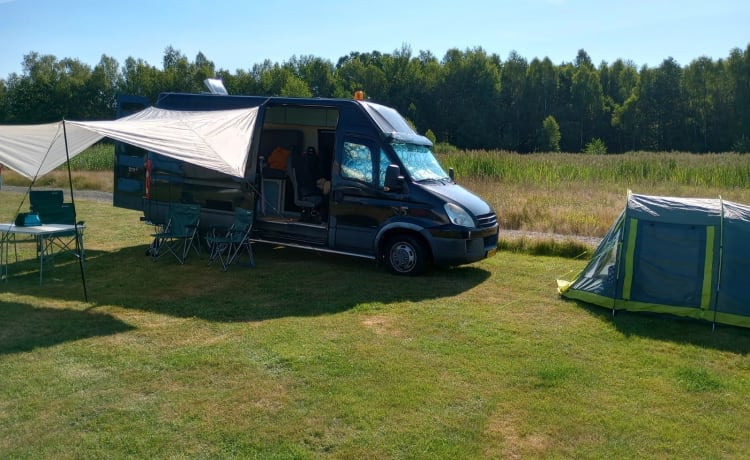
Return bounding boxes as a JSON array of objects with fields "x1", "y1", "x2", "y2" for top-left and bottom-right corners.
[{"x1": 391, "y1": 143, "x2": 449, "y2": 181}]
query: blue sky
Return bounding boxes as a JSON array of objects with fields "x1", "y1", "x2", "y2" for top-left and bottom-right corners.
[{"x1": 1, "y1": 0, "x2": 748, "y2": 78}]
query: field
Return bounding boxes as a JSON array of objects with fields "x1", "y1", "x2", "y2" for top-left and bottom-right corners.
[
  {"x1": 2, "y1": 151, "x2": 750, "y2": 458},
  {"x1": 8, "y1": 146, "x2": 750, "y2": 238}
]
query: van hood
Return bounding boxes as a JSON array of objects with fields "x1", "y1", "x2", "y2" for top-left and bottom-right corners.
[{"x1": 418, "y1": 182, "x2": 493, "y2": 216}]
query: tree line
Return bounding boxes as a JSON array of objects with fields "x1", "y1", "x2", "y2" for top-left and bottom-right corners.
[{"x1": 1, "y1": 44, "x2": 749, "y2": 153}]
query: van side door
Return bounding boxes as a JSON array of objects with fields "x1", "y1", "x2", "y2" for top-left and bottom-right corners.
[{"x1": 329, "y1": 136, "x2": 398, "y2": 254}]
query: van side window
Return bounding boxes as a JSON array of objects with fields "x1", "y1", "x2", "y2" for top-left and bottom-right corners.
[
  {"x1": 341, "y1": 141, "x2": 374, "y2": 184},
  {"x1": 378, "y1": 148, "x2": 390, "y2": 189}
]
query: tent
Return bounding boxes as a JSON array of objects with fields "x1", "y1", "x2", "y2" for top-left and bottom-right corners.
[
  {"x1": 558, "y1": 192, "x2": 750, "y2": 329},
  {"x1": 0, "y1": 106, "x2": 260, "y2": 300}
]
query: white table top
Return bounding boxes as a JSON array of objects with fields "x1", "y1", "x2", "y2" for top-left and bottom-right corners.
[{"x1": 0, "y1": 223, "x2": 83, "y2": 236}]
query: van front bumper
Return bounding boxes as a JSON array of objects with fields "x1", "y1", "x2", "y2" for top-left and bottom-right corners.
[{"x1": 428, "y1": 225, "x2": 499, "y2": 266}]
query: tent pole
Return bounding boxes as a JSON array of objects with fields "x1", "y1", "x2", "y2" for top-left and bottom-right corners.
[
  {"x1": 62, "y1": 120, "x2": 88, "y2": 302},
  {"x1": 711, "y1": 196, "x2": 724, "y2": 333}
]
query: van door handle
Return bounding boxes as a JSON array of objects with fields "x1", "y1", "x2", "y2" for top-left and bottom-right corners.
[{"x1": 333, "y1": 186, "x2": 360, "y2": 203}]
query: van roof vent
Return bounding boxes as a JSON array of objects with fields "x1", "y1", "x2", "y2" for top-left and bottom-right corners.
[{"x1": 204, "y1": 78, "x2": 229, "y2": 95}]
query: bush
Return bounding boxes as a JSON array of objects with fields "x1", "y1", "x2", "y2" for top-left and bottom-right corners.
[
  {"x1": 584, "y1": 138, "x2": 607, "y2": 154},
  {"x1": 541, "y1": 115, "x2": 561, "y2": 152},
  {"x1": 424, "y1": 129, "x2": 437, "y2": 146}
]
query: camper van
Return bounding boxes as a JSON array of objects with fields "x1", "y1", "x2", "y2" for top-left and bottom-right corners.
[{"x1": 113, "y1": 92, "x2": 499, "y2": 275}]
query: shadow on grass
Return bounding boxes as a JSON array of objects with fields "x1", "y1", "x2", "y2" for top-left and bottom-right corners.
[
  {"x1": 2, "y1": 242, "x2": 492, "y2": 323},
  {"x1": 0, "y1": 301, "x2": 135, "y2": 356},
  {"x1": 570, "y1": 300, "x2": 750, "y2": 354}
]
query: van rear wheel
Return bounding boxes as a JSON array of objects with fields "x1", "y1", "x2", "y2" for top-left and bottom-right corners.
[{"x1": 384, "y1": 235, "x2": 427, "y2": 276}]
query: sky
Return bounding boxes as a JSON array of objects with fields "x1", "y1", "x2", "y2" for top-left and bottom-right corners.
[{"x1": 1, "y1": 0, "x2": 749, "y2": 78}]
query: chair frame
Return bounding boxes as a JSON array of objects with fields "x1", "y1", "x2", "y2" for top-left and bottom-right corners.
[
  {"x1": 205, "y1": 208, "x2": 255, "y2": 271},
  {"x1": 151, "y1": 203, "x2": 201, "y2": 264}
]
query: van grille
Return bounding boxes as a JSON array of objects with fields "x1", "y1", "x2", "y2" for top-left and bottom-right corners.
[{"x1": 476, "y1": 212, "x2": 498, "y2": 229}]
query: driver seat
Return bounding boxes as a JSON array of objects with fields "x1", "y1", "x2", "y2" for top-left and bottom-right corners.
[{"x1": 287, "y1": 148, "x2": 323, "y2": 222}]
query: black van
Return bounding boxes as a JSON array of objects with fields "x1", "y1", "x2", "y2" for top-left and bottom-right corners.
[{"x1": 114, "y1": 92, "x2": 499, "y2": 275}]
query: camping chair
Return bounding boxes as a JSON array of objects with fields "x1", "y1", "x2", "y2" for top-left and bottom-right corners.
[
  {"x1": 29, "y1": 189, "x2": 85, "y2": 263},
  {"x1": 205, "y1": 208, "x2": 255, "y2": 271},
  {"x1": 151, "y1": 203, "x2": 201, "y2": 264}
]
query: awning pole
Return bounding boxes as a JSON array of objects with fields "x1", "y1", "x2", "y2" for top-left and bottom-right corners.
[{"x1": 62, "y1": 120, "x2": 88, "y2": 302}]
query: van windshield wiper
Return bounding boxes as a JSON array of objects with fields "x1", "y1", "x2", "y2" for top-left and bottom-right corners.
[{"x1": 415, "y1": 177, "x2": 450, "y2": 184}]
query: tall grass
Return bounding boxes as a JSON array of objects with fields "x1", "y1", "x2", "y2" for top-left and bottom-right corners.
[
  {"x1": 67, "y1": 142, "x2": 114, "y2": 171},
  {"x1": 438, "y1": 151, "x2": 750, "y2": 237},
  {"x1": 439, "y1": 150, "x2": 750, "y2": 188},
  {"x1": 2, "y1": 143, "x2": 115, "y2": 191},
  {"x1": 6, "y1": 148, "x2": 750, "y2": 239}
]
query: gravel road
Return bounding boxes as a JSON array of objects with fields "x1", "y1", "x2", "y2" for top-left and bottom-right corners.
[{"x1": 2, "y1": 185, "x2": 112, "y2": 203}]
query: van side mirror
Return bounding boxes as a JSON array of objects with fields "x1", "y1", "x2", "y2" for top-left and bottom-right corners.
[
  {"x1": 449, "y1": 167, "x2": 455, "y2": 181},
  {"x1": 384, "y1": 164, "x2": 404, "y2": 192}
]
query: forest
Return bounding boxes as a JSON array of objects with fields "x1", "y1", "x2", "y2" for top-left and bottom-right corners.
[{"x1": 0, "y1": 44, "x2": 749, "y2": 154}]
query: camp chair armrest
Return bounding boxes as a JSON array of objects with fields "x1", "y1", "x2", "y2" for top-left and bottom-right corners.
[{"x1": 227, "y1": 228, "x2": 247, "y2": 239}]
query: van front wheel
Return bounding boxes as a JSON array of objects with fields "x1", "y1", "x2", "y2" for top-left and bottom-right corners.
[{"x1": 384, "y1": 235, "x2": 427, "y2": 276}]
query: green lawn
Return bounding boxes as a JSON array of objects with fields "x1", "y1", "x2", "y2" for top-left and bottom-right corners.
[{"x1": 1, "y1": 194, "x2": 750, "y2": 458}]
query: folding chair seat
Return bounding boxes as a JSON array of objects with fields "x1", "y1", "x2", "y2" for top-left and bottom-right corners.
[
  {"x1": 205, "y1": 208, "x2": 255, "y2": 271},
  {"x1": 151, "y1": 203, "x2": 201, "y2": 264}
]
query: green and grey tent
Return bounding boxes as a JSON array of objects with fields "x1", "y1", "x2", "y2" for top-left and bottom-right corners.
[{"x1": 558, "y1": 192, "x2": 750, "y2": 329}]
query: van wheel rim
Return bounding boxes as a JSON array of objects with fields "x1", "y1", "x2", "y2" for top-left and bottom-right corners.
[{"x1": 390, "y1": 242, "x2": 416, "y2": 273}]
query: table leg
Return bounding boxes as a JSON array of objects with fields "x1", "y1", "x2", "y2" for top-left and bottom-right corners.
[
  {"x1": 1, "y1": 235, "x2": 4, "y2": 281},
  {"x1": 1, "y1": 233, "x2": 6, "y2": 282},
  {"x1": 38, "y1": 236, "x2": 44, "y2": 284}
]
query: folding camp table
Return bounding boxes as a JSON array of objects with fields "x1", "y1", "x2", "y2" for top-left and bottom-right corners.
[{"x1": 0, "y1": 222, "x2": 85, "y2": 284}]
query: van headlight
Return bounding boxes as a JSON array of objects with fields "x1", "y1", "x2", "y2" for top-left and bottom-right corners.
[{"x1": 444, "y1": 203, "x2": 475, "y2": 227}]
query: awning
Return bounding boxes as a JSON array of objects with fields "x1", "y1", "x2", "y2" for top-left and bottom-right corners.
[
  {"x1": 0, "y1": 122, "x2": 102, "y2": 179},
  {"x1": 0, "y1": 106, "x2": 260, "y2": 180}
]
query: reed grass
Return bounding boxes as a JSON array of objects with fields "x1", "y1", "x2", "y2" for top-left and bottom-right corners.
[
  {"x1": 439, "y1": 151, "x2": 750, "y2": 237},
  {"x1": 5, "y1": 148, "x2": 750, "y2": 240},
  {"x1": 439, "y1": 150, "x2": 750, "y2": 189},
  {"x1": 67, "y1": 142, "x2": 115, "y2": 171}
]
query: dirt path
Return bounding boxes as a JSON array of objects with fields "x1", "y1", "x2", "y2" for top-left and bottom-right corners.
[{"x1": 2, "y1": 185, "x2": 112, "y2": 203}]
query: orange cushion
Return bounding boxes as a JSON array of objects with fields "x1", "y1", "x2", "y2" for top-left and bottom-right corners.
[{"x1": 267, "y1": 147, "x2": 290, "y2": 170}]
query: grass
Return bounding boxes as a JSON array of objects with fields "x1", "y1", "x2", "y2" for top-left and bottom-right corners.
[
  {"x1": 497, "y1": 235, "x2": 591, "y2": 259},
  {"x1": 67, "y1": 142, "x2": 115, "y2": 171},
  {"x1": 440, "y1": 151, "x2": 750, "y2": 237},
  {"x1": 2, "y1": 142, "x2": 115, "y2": 192},
  {"x1": 3, "y1": 169, "x2": 114, "y2": 193},
  {"x1": 2, "y1": 192, "x2": 750, "y2": 458},
  {"x1": 439, "y1": 150, "x2": 750, "y2": 189}
]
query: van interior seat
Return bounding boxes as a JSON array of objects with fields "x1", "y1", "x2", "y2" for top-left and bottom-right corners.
[
  {"x1": 259, "y1": 129, "x2": 303, "y2": 179},
  {"x1": 287, "y1": 147, "x2": 323, "y2": 218}
]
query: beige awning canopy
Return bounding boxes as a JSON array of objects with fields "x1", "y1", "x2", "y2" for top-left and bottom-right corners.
[{"x1": 0, "y1": 106, "x2": 260, "y2": 180}]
